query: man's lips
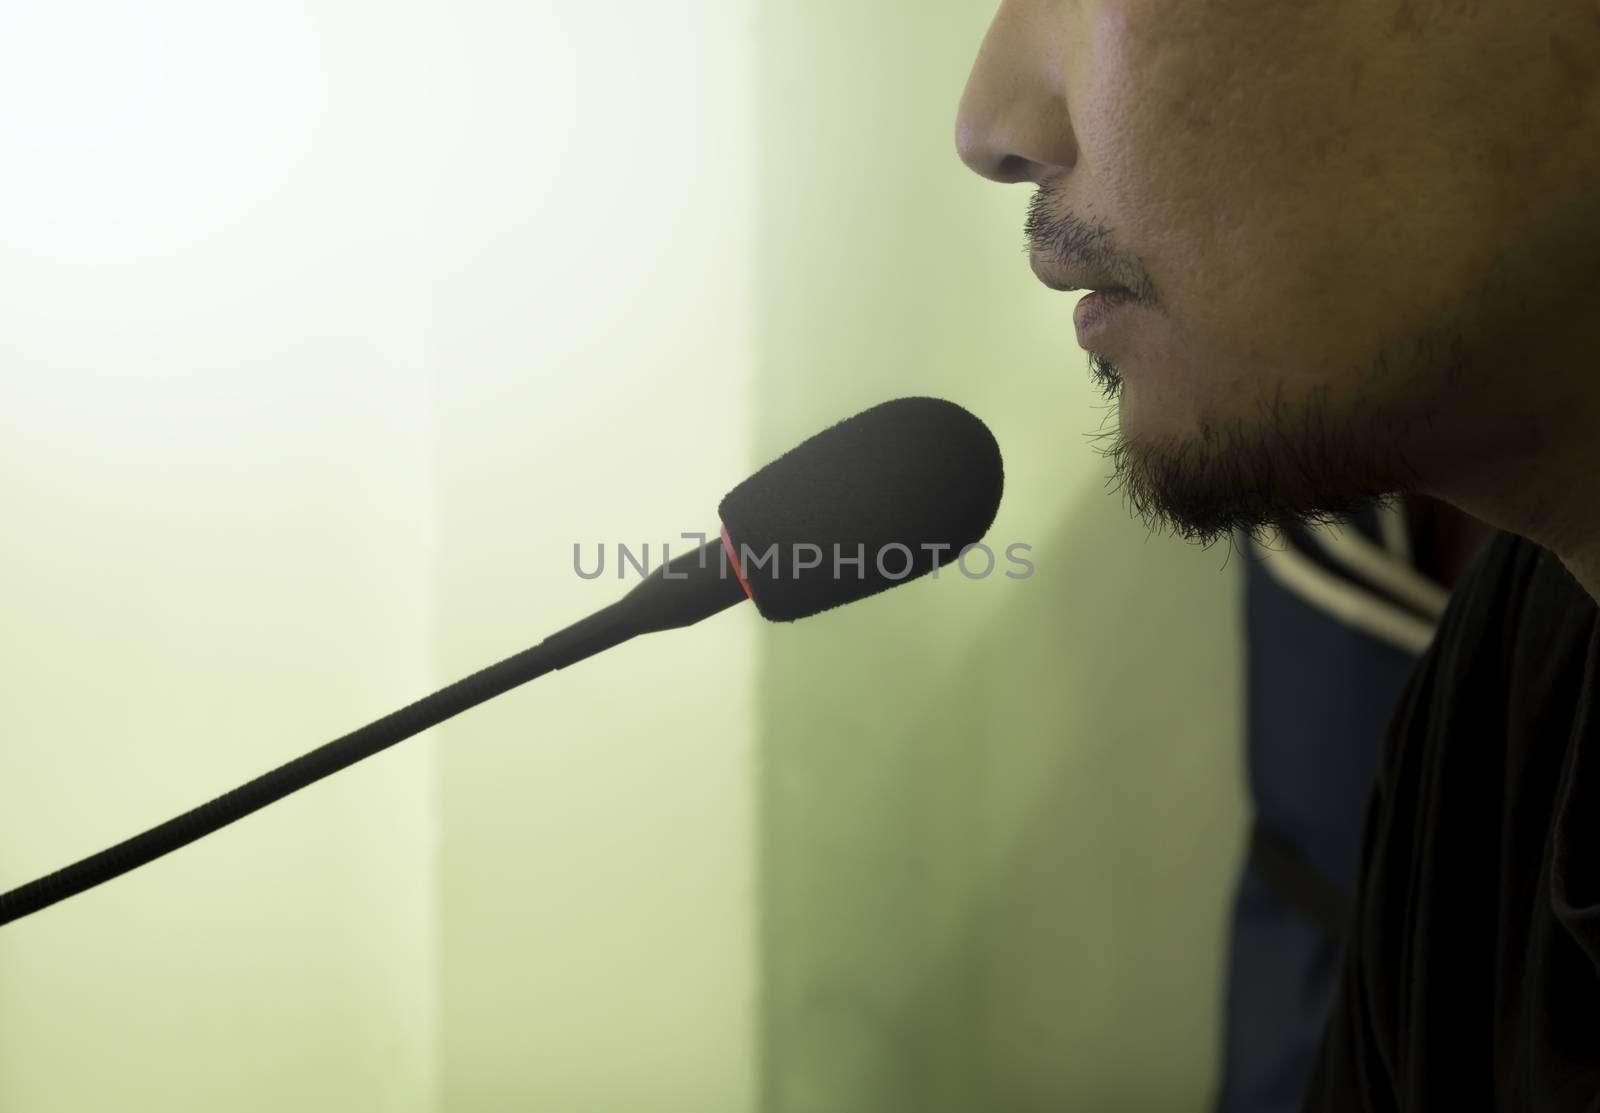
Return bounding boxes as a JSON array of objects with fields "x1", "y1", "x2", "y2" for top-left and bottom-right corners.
[
  {"x1": 1028, "y1": 250, "x2": 1129, "y2": 297},
  {"x1": 1073, "y1": 287, "x2": 1138, "y2": 346}
]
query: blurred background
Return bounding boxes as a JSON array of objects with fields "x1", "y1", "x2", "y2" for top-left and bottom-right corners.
[{"x1": 0, "y1": 1, "x2": 1246, "y2": 1110}]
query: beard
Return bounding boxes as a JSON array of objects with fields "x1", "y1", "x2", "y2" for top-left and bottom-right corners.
[{"x1": 1085, "y1": 351, "x2": 1425, "y2": 549}]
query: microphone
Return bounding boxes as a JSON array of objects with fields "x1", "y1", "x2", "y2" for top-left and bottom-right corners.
[
  {"x1": 720, "y1": 395, "x2": 1004, "y2": 621},
  {"x1": 0, "y1": 396, "x2": 1004, "y2": 927}
]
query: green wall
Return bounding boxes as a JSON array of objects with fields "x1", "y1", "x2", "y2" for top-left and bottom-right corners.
[
  {"x1": 0, "y1": 3, "x2": 1248, "y2": 1108},
  {"x1": 0, "y1": 1, "x2": 439, "y2": 1097},
  {"x1": 427, "y1": 2, "x2": 761, "y2": 1109},
  {"x1": 753, "y1": 3, "x2": 1249, "y2": 1109}
]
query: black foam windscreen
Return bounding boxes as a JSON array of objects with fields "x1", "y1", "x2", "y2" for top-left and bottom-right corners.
[{"x1": 717, "y1": 396, "x2": 1004, "y2": 622}]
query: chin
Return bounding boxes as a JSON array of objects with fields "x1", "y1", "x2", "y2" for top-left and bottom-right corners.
[{"x1": 1110, "y1": 380, "x2": 1207, "y2": 454}]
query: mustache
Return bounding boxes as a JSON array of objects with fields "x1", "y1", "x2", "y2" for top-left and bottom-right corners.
[{"x1": 1024, "y1": 185, "x2": 1157, "y2": 304}]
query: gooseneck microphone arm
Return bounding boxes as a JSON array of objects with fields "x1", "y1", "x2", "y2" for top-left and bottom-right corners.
[
  {"x1": 0, "y1": 540, "x2": 746, "y2": 929},
  {"x1": 1, "y1": 395, "x2": 1006, "y2": 929}
]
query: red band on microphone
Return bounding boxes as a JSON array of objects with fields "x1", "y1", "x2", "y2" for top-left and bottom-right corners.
[{"x1": 720, "y1": 524, "x2": 755, "y2": 601}]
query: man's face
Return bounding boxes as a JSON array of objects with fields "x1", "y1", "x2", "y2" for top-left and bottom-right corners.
[{"x1": 958, "y1": 0, "x2": 1600, "y2": 544}]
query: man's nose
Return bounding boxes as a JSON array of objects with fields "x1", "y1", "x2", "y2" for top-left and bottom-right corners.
[{"x1": 955, "y1": 1, "x2": 1077, "y2": 184}]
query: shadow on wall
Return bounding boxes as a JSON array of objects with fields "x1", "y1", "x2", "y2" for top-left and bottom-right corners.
[{"x1": 761, "y1": 478, "x2": 1248, "y2": 1113}]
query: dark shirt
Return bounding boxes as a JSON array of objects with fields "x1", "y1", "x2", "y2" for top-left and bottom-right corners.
[
  {"x1": 1303, "y1": 531, "x2": 1600, "y2": 1111},
  {"x1": 1219, "y1": 506, "x2": 1448, "y2": 1113}
]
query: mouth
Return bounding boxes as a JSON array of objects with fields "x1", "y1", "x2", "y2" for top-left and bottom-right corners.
[
  {"x1": 1028, "y1": 251, "x2": 1131, "y2": 300},
  {"x1": 1072, "y1": 286, "x2": 1139, "y2": 348}
]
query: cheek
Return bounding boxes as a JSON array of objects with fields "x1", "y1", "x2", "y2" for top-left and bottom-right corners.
[
  {"x1": 1076, "y1": 3, "x2": 1391, "y2": 362},
  {"x1": 1079, "y1": 1, "x2": 1354, "y2": 242},
  {"x1": 1077, "y1": 4, "x2": 1154, "y2": 182},
  {"x1": 1077, "y1": 4, "x2": 1237, "y2": 252}
]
